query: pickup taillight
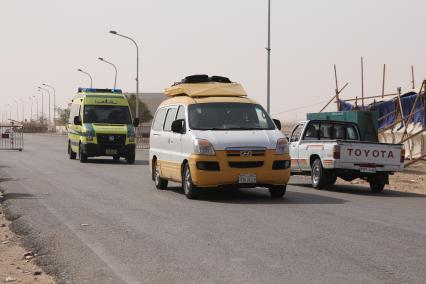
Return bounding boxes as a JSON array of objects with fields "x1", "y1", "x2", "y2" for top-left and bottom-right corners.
[
  {"x1": 333, "y1": 145, "x2": 341, "y2": 159},
  {"x1": 400, "y1": 148, "x2": 405, "y2": 163}
]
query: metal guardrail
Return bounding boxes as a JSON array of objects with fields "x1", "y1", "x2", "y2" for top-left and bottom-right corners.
[
  {"x1": 136, "y1": 124, "x2": 151, "y2": 149},
  {"x1": 0, "y1": 125, "x2": 24, "y2": 151}
]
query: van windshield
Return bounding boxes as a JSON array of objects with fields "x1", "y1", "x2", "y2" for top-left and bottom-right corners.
[
  {"x1": 83, "y1": 105, "x2": 132, "y2": 124},
  {"x1": 188, "y1": 103, "x2": 276, "y2": 130}
]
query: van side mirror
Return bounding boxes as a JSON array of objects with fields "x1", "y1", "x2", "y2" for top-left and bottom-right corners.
[
  {"x1": 133, "y1": 118, "x2": 140, "y2": 127},
  {"x1": 73, "y1": 116, "x2": 82, "y2": 125},
  {"x1": 171, "y1": 119, "x2": 185, "y2": 134},
  {"x1": 273, "y1": 119, "x2": 282, "y2": 131}
]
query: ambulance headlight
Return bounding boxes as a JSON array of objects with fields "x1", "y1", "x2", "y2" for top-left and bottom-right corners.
[
  {"x1": 194, "y1": 139, "x2": 216, "y2": 156},
  {"x1": 86, "y1": 131, "x2": 95, "y2": 142},
  {"x1": 275, "y1": 138, "x2": 289, "y2": 155}
]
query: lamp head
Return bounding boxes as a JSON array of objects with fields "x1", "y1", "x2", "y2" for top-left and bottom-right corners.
[{"x1": 109, "y1": 30, "x2": 117, "y2": 35}]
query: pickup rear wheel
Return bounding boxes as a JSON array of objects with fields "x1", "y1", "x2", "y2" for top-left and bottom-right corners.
[
  {"x1": 369, "y1": 176, "x2": 385, "y2": 193},
  {"x1": 311, "y1": 159, "x2": 326, "y2": 189}
]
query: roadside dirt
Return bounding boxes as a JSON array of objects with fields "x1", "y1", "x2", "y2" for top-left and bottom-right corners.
[{"x1": 0, "y1": 194, "x2": 55, "y2": 284}]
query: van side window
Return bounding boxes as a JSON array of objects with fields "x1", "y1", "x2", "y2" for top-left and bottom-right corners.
[
  {"x1": 303, "y1": 122, "x2": 320, "y2": 141},
  {"x1": 152, "y1": 108, "x2": 167, "y2": 131},
  {"x1": 164, "y1": 108, "x2": 178, "y2": 132},
  {"x1": 176, "y1": 106, "x2": 185, "y2": 121}
]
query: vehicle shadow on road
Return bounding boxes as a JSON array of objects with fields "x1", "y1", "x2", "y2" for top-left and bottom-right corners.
[
  {"x1": 294, "y1": 183, "x2": 426, "y2": 198},
  {"x1": 168, "y1": 187, "x2": 346, "y2": 205},
  {"x1": 84, "y1": 159, "x2": 149, "y2": 166},
  {"x1": 2, "y1": 192, "x2": 40, "y2": 200}
]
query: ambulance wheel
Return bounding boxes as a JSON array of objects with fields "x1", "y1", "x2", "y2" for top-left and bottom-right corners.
[
  {"x1": 369, "y1": 177, "x2": 385, "y2": 193},
  {"x1": 182, "y1": 163, "x2": 198, "y2": 199},
  {"x1": 153, "y1": 159, "x2": 168, "y2": 190},
  {"x1": 68, "y1": 142, "x2": 76, "y2": 160},
  {"x1": 269, "y1": 186, "x2": 286, "y2": 198},
  {"x1": 126, "y1": 153, "x2": 135, "y2": 164},
  {"x1": 311, "y1": 159, "x2": 326, "y2": 189},
  {"x1": 79, "y1": 145, "x2": 88, "y2": 163},
  {"x1": 113, "y1": 155, "x2": 120, "y2": 162}
]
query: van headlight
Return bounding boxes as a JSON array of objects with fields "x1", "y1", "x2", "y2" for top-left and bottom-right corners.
[
  {"x1": 128, "y1": 132, "x2": 135, "y2": 143},
  {"x1": 275, "y1": 138, "x2": 289, "y2": 155},
  {"x1": 194, "y1": 139, "x2": 216, "y2": 156}
]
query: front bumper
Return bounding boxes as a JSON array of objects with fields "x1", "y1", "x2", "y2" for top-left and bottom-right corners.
[
  {"x1": 81, "y1": 143, "x2": 135, "y2": 157},
  {"x1": 188, "y1": 150, "x2": 291, "y2": 188}
]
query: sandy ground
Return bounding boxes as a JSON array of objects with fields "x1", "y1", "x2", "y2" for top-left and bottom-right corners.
[{"x1": 0, "y1": 193, "x2": 55, "y2": 284}]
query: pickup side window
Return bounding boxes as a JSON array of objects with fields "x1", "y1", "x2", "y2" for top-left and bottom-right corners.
[
  {"x1": 303, "y1": 122, "x2": 320, "y2": 141},
  {"x1": 346, "y1": 125, "x2": 359, "y2": 140},
  {"x1": 290, "y1": 124, "x2": 304, "y2": 142},
  {"x1": 320, "y1": 123, "x2": 332, "y2": 140},
  {"x1": 333, "y1": 124, "x2": 346, "y2": 140}
]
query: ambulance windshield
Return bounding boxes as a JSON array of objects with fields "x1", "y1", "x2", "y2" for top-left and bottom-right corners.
[{"x1": 83, "y1": 105, "x2": 132, "y2": 124}]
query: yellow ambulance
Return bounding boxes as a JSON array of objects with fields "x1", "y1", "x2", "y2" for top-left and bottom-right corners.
[
  {"x1": 149, "y1": 75, "x2": 290, "y2": 199},
  {"x1": 67, "y1": 88, "x2": 139, "y2": 164}
]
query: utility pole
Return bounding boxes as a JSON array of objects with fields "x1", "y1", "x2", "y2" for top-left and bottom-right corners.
[{"x1": 266, "y1": 0, "x2": 271, "y2": 114}]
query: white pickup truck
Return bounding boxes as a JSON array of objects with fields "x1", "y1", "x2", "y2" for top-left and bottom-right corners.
[{"x1": 289, "y1": 120, "x2": 405, "y2": 192}]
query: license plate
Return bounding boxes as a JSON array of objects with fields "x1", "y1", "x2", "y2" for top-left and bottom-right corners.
[
  {"x1": 239, "y1": 174, "x2": 256, "y2": 184},
  {"x1": 106, "y1": 149, "x2": 118, "y2": 155},
  {"x1": 360, "y1": 167, "x2": 376, "y2": 173}
]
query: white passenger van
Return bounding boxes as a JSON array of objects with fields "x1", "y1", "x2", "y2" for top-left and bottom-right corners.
[{"x1": 149, "y1": 75, "x2": 291, "y2": 199}]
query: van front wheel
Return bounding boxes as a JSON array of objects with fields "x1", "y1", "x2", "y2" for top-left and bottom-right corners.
[{"x1": 182, "y1": 163, "x2": 198, "y2": 199}]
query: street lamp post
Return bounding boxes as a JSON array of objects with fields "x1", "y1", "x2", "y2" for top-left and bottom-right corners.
[
  {"x1": 109, "y1": 30, "x2": 140, "y2": 119},
  {"x1": 33, "y1": 96, "x2": 39, "y2": 121},
  {"x1": 266, "y1": 0, "x2": 271, "y2": 114},
  {"x1": 29, "y1": 97, "x2": 33, "y2": 122},
  {"x1": 19, "y1": 99, "x2": 24, "y2": 122},
  {"x1": 14, "y1": 101, "x2": 19, "y2": 122},
  {"x1": 39, "y1": 87, "x2": 51, "y2": 126},
  {"x1": 7, "y1": 104, "x2": 12, "y2": 123},
  {"x1": 43, "y1": 83, "x2": 56, "y2": 130},
  {"x1": 98, "y1": 57, "x2": 118, "y2": 89},
  {"x1": 37, "y1": 89, "x2": 44, "y2": 122},
  {"x1": 77, "y1": 68, "x2": 93, "y2": 88}
]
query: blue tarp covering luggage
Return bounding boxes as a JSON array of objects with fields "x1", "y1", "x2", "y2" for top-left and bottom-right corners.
[{"x1": 338, "y1": 92, "x2": 425, "y2": 129}]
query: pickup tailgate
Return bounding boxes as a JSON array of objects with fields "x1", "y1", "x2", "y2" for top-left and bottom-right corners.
[{"x1": 338, "y1": 142, "x2": 403, "y2": 171}]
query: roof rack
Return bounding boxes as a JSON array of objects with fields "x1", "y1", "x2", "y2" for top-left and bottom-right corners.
[
  {"x1": 165, "y1": 75, "x2": 246, "y2": 98},
  {"x1": 78, "y1": 88, "x2": 123, "y2": 94}
]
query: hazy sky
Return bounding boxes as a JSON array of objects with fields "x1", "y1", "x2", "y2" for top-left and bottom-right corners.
[{"x1": 1, "y1": 0, "x2": 425, "y2": 121}]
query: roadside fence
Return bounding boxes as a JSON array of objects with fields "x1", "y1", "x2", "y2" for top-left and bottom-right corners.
[
  {"x1": 136, "y1": 124, "x2": 151, "y2": 149},
  {"x1": 0, "y1": 125, "x2": 24, "y2": 151}
]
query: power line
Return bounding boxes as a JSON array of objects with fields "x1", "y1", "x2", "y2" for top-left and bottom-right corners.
[{"x1": 272, "y1": 99, "x2": 330, "y2": 116}]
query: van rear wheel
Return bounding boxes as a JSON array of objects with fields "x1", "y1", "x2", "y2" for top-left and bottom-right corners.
[{"x1": 153, "y1": 160, "x2": 168, "y2": 190}]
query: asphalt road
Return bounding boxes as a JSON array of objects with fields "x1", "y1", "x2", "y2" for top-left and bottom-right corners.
[{"x1": 1, "y1": 134, "x2": 426, "y2": 284}]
